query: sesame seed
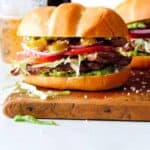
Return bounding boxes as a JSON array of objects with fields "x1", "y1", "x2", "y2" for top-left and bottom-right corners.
[
  {"x1": 84, "y1": 95, "x2": 88, "y2": 99},
  {"x1": 130, "y1": 86, "x2": 136, "y2": 91},
  {"x1": 132, "y1": 73, "x2": 136, "y2": 76},
  {"x1": 147, "y1": 89, "x2": 150, "y2": 93},
  {"x1": 136, "y1": 78, "x2": 140, "y2": 81},
  {"x1": 115, "y1": 69, "x2": 119, "y2": 73},
  {"x1": 140, "y1": 72, "x2": 144, "y2": 75},
  {"x1": 123, "y1": 87, "x2": 127, "y2": 91},
  {"x1": 127, "y1": 92, "x2": 130, "y2": 96},
  {"x1": 141, "y1": 81, "x2": 147, "y2": 85}
]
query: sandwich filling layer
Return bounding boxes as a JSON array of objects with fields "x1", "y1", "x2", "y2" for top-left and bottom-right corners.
[
  {"x1": 120, "y1": 21, "x2": 150, "y2": 57},
  {"x1": 11, "y1": 37, "x2": 131, "y2": 77}
]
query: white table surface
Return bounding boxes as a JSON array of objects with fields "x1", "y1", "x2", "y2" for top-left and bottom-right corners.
[{"x1": 1, "y1": 61, "x2": 150, "y2": 150}]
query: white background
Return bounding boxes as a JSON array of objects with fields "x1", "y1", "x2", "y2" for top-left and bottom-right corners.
[{"x1": 1, "y1": 0, "x2": 150, "y2": 150}]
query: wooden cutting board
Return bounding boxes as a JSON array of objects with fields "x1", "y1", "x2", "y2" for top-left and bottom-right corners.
[{"x1": 3, "y1": 69, "x2": 150, "y2": 121}]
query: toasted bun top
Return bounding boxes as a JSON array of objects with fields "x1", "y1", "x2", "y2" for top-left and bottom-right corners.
[
  {"x1": 115, "y1": 0, "x2": 150, "y2": 23},
  {"x1": 18, "y1": 3, "x2": 127, "y2": 38}
]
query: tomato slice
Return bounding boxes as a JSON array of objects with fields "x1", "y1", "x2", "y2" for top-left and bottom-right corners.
[
  {"x1": 65, "y1": 45, "x2": 114, "y2": 56},
  {"x1": 129, "y1": 29, "x2": 150, "y2": 38},
  {"x1": 17, "y1": 45, "x2": 115, "y2": 63},
  {"x1": 17, "y1": 50, "x2": 65, "y2": 64}
]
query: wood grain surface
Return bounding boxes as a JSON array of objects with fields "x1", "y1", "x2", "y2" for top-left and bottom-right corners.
[{"x1": 3, "y1": 69, "x2": 150, "y2": 121}]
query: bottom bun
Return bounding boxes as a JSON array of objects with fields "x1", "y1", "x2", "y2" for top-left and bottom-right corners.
[
  {"x1": 24, "y1": 66, "x2": 131, "y2": 91},
  {"x1": 130, "y1": 56, "x2": 150, "y2": 69}
]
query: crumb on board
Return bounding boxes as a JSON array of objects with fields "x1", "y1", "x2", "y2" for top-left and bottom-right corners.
[
  {"x1": 127, "y1": 92, "x2": 131, "y2": 96},
  {"x1": 123, "y1": 70, "x2": 150, "y2": 95},
  {"x1": 84, "y1": 95, "x2": 88, "y2": 99}
]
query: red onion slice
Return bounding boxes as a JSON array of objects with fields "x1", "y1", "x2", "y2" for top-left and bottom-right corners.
[{"x1": 129, "y1": 29, "x2": 150, "y2": 38}]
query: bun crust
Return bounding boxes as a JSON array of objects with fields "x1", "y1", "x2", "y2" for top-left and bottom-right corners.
[
  {"x1": 115, "y1": 0, "x2": 150, "y2": 23},
  {"x1": 18, "y1": 3, "x2": 128, "y2": 37},
  {"x1": 24, "y1": 66, "x2": 130, "y2": 91},
  {"x1": 130, "y1": 56, "x2": 150, "y2": 69}
]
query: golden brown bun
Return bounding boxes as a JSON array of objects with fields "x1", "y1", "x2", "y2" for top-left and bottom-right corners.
[
  {"x1": 115, "y1": 0, "x2": 150, "y2": 23},
  {"x1": 130, "y1": 56, "x2": 150, "y2": 69},
  {"x1": 24, "y1": 66, "x2": 130, "y2": 91},
  {"x1": 18, "y1": 3, "x2": 128, "y2": 37}
]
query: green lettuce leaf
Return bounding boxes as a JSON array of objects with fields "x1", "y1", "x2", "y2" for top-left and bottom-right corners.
[
  {"x1": 47, "y1": 66, "x2": 115, "y2": 77},
  {"x1": 128, "y1": 22, "x2": 146, "y2": 29},
  {"x1": 81, "y1": 66, "x2": 115, "y2": 76},
  {"x1": 14, "y1": 115, "x2": 57, "y2": 126}
]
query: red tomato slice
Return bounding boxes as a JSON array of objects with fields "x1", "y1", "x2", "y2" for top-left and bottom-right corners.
[
  {"x1": 17, "y1": 45, "x2": 115, "y2": 63},
  {"x1": 65, "y1": 45, "x2": 114, "y2": 56},
  {"x1": 129, "y1": 29, "x2": 150, "y2": 38},
  {"x1": 17, "y1": 50, "x2": 65, "y2": 64}
]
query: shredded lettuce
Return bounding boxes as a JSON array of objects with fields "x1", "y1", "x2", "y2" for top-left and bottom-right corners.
[
  {"x1": 119, "y1": 48, "x2": 149, "y2": 57},
  {"x1": 134, "y1": 39, "x2": 150, "y2": 54},
  {"x1": 14, "y1": 115, "x2": 57, "y2": 126},
  {"x1": 118, "y1": 48, "x2": 134, "y2": 57},
  {"x1": 14, "y1": 82, "x2": 70, "y2": 100},
  {"x1": 128, "y1": 22, "x2": 146, "y2": 29},
  {"x1": 64, "y1": 55, "x2": 85, "y2": 76},
  {"x1": 70, "y1": 55, "x2": 84, "y2": 76},
  {"x1": 119, "y1": 39, "x2": 150, "y2": 57},
  {"x1": 12, "y1": 61, "x2": 29, "y2": 75},
  {"x1": 31, "y1": 56, "x2": 85, "y2": 77}
]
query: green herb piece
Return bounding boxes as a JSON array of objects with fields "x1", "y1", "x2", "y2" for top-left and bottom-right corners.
[
  {"x1": 128, "y1": 22, "x2": 146, "y2": 29},
  {"x1": 14, "y1": 115, "x2": 58, "y2": 126}
]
